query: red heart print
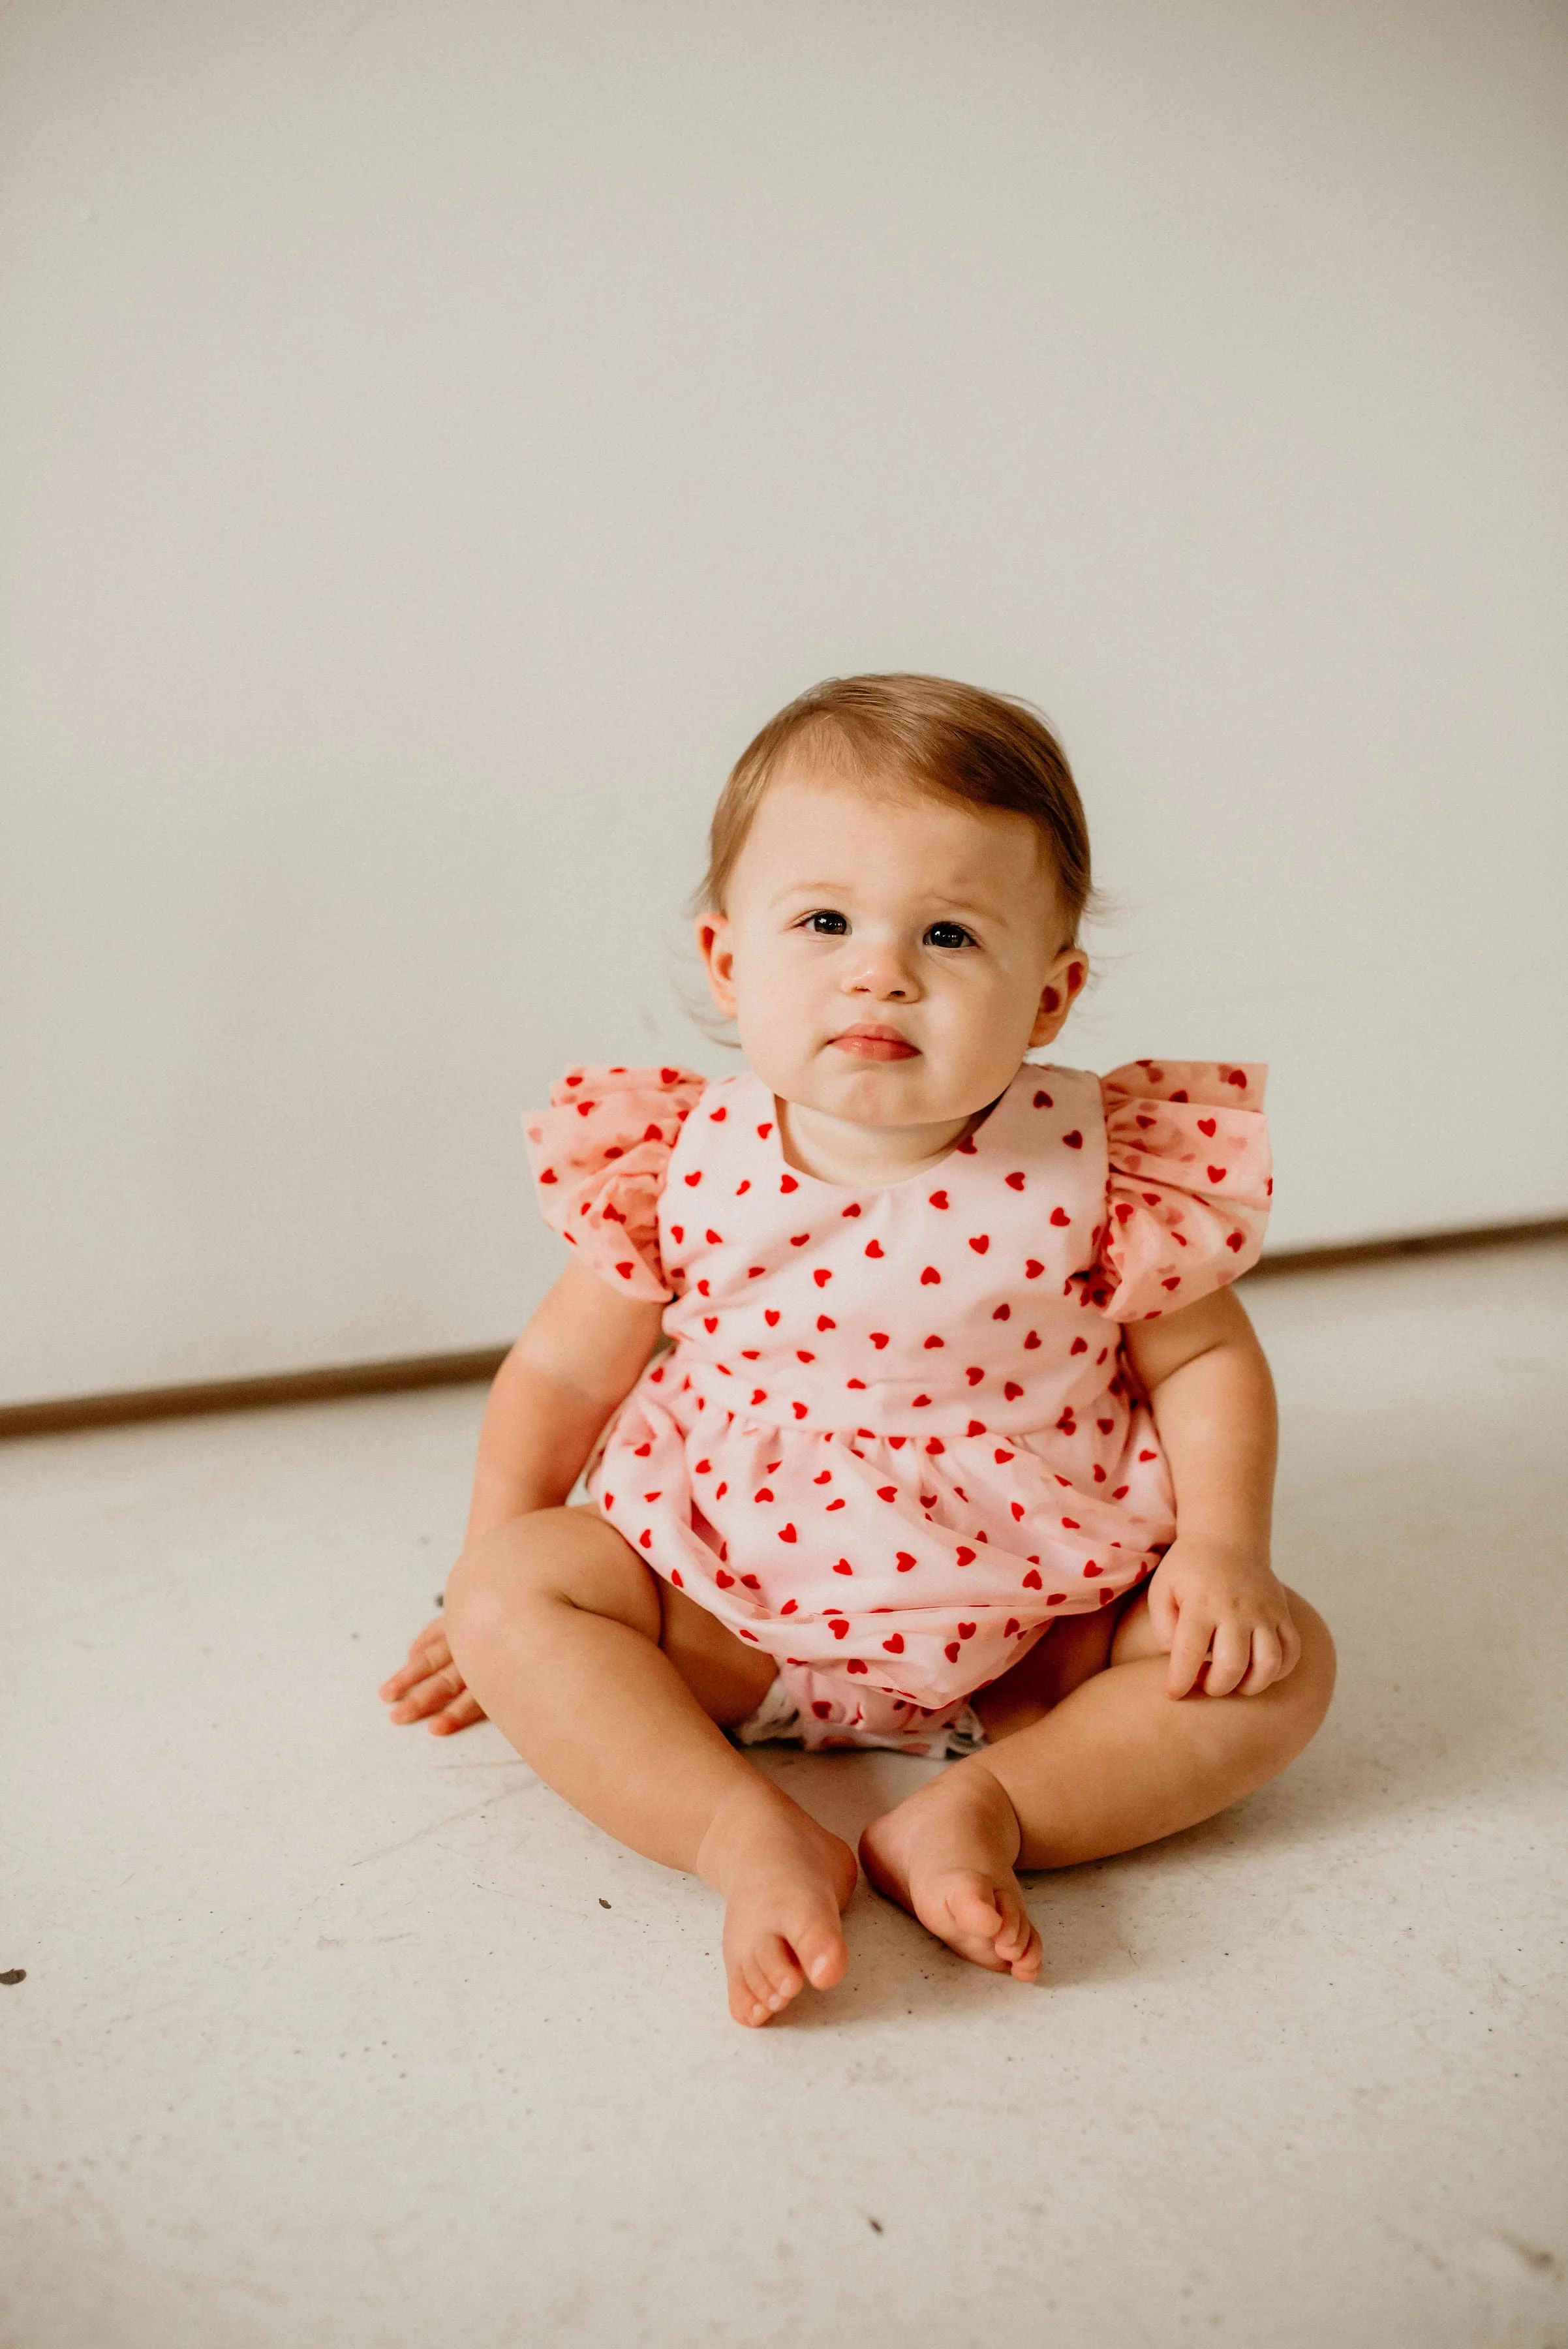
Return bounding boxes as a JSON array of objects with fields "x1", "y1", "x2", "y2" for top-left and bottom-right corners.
[
  {"x1": 895, "y1": 1551, "x2": 916, "y2": 1571},
  {"x1": 795, "y1": 1349, "x2": 814, "y2": 1363},
  {"x1": 778, "y1": 1524, "x2": 798, "y2": 1541},
  {"x1": 1098, "y1": 1417, "x2": 1113, "y2": 1434},
  {"x1": 1112, "y1": 1484, "x2": 1128, "y2": 1499},
  {"x1": 1083, "y1": 1561, "x2": 1102, "y2": 1577},
  {"x1": 1225, "y1": 1068, "x2": 1248, "y2": 1089},
  {"x1": 669, "y1": 1223, "x2": 684, "y2": 1243},
  {"x1": 615, "y1": 1263, "x2": 634, "y2": 1280},
  {"x1": 966, "y1": 1419, "x2": 986, "y2": 1437},
  {"x1": 923, "y1": 1334, "x2": 944, "y2": 1349},
  {"x1": 694, "y1": 1458, "x2": 711, "y2": 1473},
  {"x1": 1062, "y1": 1515, "x2": 1081, "y2": 1529},
  {"x1": 703, "y1": 1315, "x2": 718, "y2": 1332},
  {"x1": 564, "y1": 1072, "x2": 583, "y2": 1086},
  {"x1": 955, "y1": 1545, "x2": 976, "y2": 1565},
  {"x1": 1226, "y1": 1231, "x2": 1245, "y2": 1251},
  {"x1": 994, "y1": 1447, "x2": 1015, "y2": 1463},
  {"x1": 929, "y1": 1189, "x2": 949, "y2": 1209},
  {"x1": 538, "y1": 1167, "x2": 558, "y2": 1184},
  {"x1": 958, "y1": 1622, "x2": 975, "y2": 1640},
  {"x1": 1062, "y1": 1130, "x2": 1083, "y2": 1149},
  {"x1": 993, "y1": 1303, "x2": 1011, "y2": 1321},
  {"x1": 1025, "y1": 1259, "x2": 1044, "y2": 1279},
  {"x1": 1139, "y1": 1448, "x2": 1157, "y2": 1462},
  {"x1": 841, "y1": 1202, "x2": 862, "y2": 1218},
  {"x1": 1198, "y1": 1117, "x2": 1217, "y2": 1137},
  {"x1": 708, "y1": 1105, "x2": 726, "y2": 1122},
  {"x1": 751, "y1": 1387, "x2": 768, "y2": 1403},
  {"x1": 1005, "y1": 1172, "x2": 1025, "y2": 1191},
  {"x1": 1004, "y1": 1380, "x2": 1023, "y2": 1399},
  {"x1": 1069, "y1": 1336, "x2": 1087, "y2": 1355},
  {"x1": 882, "y1": 1635, "x2": 904, "y2": 1653},
  {"x1": 846, "y1": 1658, "x2": 868, "y2": 1675},
  {"x1": 683, "y1": 1171, "x2": 701, "y2": 1186},
  {"x1": 739, "y1": 1573, "x2": 760, "y2": 1589},
  {"x1": 1021, "y1": 1568, "x2": 1042, "y2": 1588},
  {"x1": 921, "y1": 1266, "x2": 941, "y2": 1284},
  {"x1": 1004, "y1": 1616, "x2": 1021, "y2": 1636},
  {"x1": 814, "y1": 1471, "x2": 831, "y2": 1485},
  {"x1": 833, "y1": 1558, "x2": 853, "y2": 1574},
  {"x1": 780, "y1": 1599, "x2": 798, "y2": 1614},
  {"x1": 1050, "y1": 1207, "x2": 1071, "y2": 1229},
  {"x1": 1161, "y1": 1277, "x2": 1181, "y2": 1291},
  {"x1": 968, "y1": 1235, "x2": 990, "y2": 1253},
  {"x1": 757, "y1": 1122, "x2": 773, "y2": 1138},
  {"x1": 1033, "y1": 1089, "x2": 1053, "y2": 1108},
  {"x1": 865, "y1": 1240, "x2": 885, "y2": 1259},
  {"x1": 912, "y1": 1393, "x2": 931, "y2": 1407},
  {"x1": 870, "y1": 1332, "x2": 889, "y2": 1348},
  {"x1": 812, "y1": 1699, "x2": 832, "y2": 1718},
  {"x1": 876, "y1": 1486, "x2": 897, "y2": 1502},
  {"x1": 735, "y1": 1182, "x2": 749, "y2": 1196},
  {"x1": 764, "y1": 1308, "x2": 780, "y2": 1325},
  {"x1": 716, "y1": 1568, "x2": 734, "y2": 1586},
  {"x1": 780, "y1": 1174, "x2": 798, "y2": 1193},
  {"x1": 1047, "y1": 1592, "x2": 1066, "y2": 1605},
  {"x1": 754, "y1": 1486, "x2": 773, "y2": 1502},
  {"x1": 1010, "y1": 1501, "x2": 1025, "y2": 1520},
  {"x1": 945, "y1": 1640, "x2": 961, "y2": 1661},
  {"x1": 830, "y1": 1619, "x2": 850, "y2": 1639},
  {"x1": 959, "y1": 1367, "x2": 980, "y2": 1388},
  {"x1": 1170, "y1": 1089, "x2": 1188, "y2": 1102},
  {"x1": 813, "y1": 1268, "x2": 833, "y2": 1287},
  {"x1": 1207, "y1": 1165, "x2": 1227, "y2": 1185},
  {"x1": 818, "y1": 1314, "x2": 835, "y2": 1330}
]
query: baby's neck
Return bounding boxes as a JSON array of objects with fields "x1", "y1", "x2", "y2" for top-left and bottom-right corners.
[{"x1": 775, "y1": 1098, "x2": 987, "y2": 1190}]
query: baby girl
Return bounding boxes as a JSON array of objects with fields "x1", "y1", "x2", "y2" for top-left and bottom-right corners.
[{"x1": 380, "y1": 673, "x2": 1335, "y2": 2027}]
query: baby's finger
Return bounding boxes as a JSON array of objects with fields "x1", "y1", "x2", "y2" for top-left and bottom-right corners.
[
  {"x1": 1205, "y1": 1618, "x2": 1253, "y2": 1696},
  {"x1": 1277, "y1": 1610, "x2": 1303, "y2": 1680},
  {"x1": 1237, "y1": 1622, "x2": 1284, "y2": 1696},
  {"x1": 388, "y1": 1661, "x2": 467, "y2": 1725},
  {"x1": 1165, "y1": 1610, "x2": 1212, "y2": 1698},
  {"x1": 429, "y1": 1690, "x2": 487, "y2": 1736}
]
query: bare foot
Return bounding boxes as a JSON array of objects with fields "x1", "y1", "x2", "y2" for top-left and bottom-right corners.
[
  {"x1": 696, "y1": 1780, "x2": 859, "y2": 2029},
  {"x1": 859, "y1": 1760, "x2": 1043, "y2": 1983}
]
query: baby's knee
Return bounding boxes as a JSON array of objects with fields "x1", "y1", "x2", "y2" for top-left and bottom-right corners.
[
  {"x1": 444, "y1": 1507, "x2": 657, "y2": 1655},
  {"x1": 1277, "y1": 1591, "x2": 1336, "y2": 1743}
]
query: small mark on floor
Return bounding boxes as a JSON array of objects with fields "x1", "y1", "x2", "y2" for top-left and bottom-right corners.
[
  {"x1": 1, "y1": 1969, "x2": 26, "y2": 1986},
  {"x1": 868, "y1": 2217, "x2": 883, "y2": 2234},
  {"x1": 599, "y1": 1898, "x2": 611, "y2": 1909}
]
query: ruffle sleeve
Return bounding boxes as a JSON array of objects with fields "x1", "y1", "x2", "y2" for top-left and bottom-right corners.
[
  {"x1": 523, "y1": 1064, "x2": 708, "y2": 1300},
  {"x1": 1088, "y1": 1060, "x2": 1272, "y2": 1319}
]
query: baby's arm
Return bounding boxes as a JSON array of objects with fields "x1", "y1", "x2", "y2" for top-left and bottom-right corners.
[
  {"x1": 378, "y1": 1260, "x2": 664, "y2": 1732},
  {"x1": 1122, "y1": 1289, "x2": 1301, "y2": 1700}
]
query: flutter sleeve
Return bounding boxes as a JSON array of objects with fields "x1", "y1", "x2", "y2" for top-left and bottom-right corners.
[
  {"x1": 1089, "y1": 1060, "x2": 1272, "y2": 1319},
  {"x1": 523, "y1": 1064, "x2": 708, "y2": 1300}
]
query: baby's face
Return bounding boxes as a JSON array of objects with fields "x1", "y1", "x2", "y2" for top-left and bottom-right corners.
[{"x1": 698, "y1": 764, "x2": 1087, "y2": 1133}]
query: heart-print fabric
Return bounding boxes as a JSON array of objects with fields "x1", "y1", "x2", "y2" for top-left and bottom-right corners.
[{"x1": 524, "y1": 1057, "x2": 1269, "y2": 1749}]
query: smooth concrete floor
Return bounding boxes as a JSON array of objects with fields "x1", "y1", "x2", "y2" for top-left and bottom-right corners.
[{"x1": 4, "y1": 1240, "x2": 1567, "y2": 2349}]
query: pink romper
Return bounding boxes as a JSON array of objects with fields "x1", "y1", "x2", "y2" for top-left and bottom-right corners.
[{"x1": 525, "y1": 1058, "x2": 1270, "y2": 1755}]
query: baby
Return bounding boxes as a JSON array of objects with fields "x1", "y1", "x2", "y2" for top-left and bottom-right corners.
[{"x1": 380, "y1": 673, "x2": 1335, "y2": 2027}]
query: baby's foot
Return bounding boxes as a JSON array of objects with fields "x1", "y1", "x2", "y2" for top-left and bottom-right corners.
[
  {"x1": 859, "y1": 1763, "x2": 1043, "y2": 1983},
  {"x1": 696, "y1": 1781, "x2": 859, "y2": 2028}
]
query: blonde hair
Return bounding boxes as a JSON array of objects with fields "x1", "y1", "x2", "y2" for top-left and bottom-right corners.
[{"x1": 699, "y1": 673, "x2": 1094, "y2": 942}]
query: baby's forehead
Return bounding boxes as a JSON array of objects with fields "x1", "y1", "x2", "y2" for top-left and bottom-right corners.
[{"x1": 748, "y1": 758, "x2": 1053, "y2": 883}]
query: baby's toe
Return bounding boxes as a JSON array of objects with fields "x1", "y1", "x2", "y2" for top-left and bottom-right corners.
[
  {"x1": 942, "y1": 1873, "x2": 1009, "y2": 1951},
  {"x1": 787, "y1": 1911, "x2": 848, "y2": 1992}
]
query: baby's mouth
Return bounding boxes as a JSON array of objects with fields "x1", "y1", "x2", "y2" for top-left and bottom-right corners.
[{"x1": 829, "y1": 1026, "x2": 920, "y2": 1062}]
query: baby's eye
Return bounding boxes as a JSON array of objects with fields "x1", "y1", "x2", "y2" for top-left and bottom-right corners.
[
  {"x1": 803, "y1": 910, "x2": 848, "y2": 936},
  {"x1": 924, "y1": 921, "x2": 976, "y2": 950}
]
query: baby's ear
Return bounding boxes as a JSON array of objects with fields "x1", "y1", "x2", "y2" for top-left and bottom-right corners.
[
  {"x1": 1028, "y1": 949, "x2": 1088, "y2": 1047},
  {"x1": 695, "y1": 913, "x2": 738, "y2": 1017}
]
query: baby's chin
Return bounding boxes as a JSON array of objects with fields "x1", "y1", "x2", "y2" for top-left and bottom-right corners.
[{"x1": 765, "y1": 1050, "x2": 994, "y2": 1131}]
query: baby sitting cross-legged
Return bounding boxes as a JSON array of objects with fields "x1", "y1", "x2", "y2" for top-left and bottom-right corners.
[{"x1": 380, "y1": 673, "x2": 1336, "y2": 2027}]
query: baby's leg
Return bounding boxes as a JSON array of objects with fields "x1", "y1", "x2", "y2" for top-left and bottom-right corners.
[
  {"x1": 444, "y1": 1508, "x2": 857, "y2": 2027},
  {"x1": 859, "y1": 1591, "x2": 1335, "y2": 1981}
]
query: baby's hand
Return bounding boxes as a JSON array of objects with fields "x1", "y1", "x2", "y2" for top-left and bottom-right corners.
[
  {"x1": 1146, "y1": 1541, "x2": 1301, "y2": 1699},
  {"x1": 378, "y1": 1613, "x2": 487, "y2": 1734}
]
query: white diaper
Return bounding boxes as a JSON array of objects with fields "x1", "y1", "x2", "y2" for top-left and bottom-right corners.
[{"x1": 731, "y1": 1669, "x2": 990, "y2": 1760}]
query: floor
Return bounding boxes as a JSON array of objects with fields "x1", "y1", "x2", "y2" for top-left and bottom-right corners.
[{"x1": 4, "y1": 1240, "x2": 1567, "y2": 2349}]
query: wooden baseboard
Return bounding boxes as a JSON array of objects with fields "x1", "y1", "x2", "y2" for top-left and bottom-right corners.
[{"x1": 3, "y1": 1214, "x2": 1564, "y2": 1441}]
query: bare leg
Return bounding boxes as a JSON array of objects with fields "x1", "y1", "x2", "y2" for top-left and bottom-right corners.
[
  {"x1": 859, "y1": 1589, "x2": 1336, "y2": 1980},
  {"x1": 443, "y1": 1507, "x2": 858, "y2": 2027}
]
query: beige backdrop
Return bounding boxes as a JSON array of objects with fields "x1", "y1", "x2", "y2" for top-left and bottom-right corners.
[{"x1": 3, "y1": 0, "x2": 1565, "y2": 1403}]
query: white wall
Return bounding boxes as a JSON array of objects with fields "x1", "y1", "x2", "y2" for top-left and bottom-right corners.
[{"x1": 3, "y1": 0, "x2": 1565, "y2": 1405}]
